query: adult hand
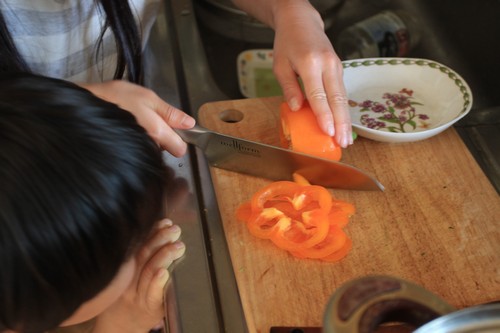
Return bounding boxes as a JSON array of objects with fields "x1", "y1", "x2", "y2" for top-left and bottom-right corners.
[
  {"x1": 272, "y1": 1, "x2": 352, "y2": 148},
  {"x1": 81, "y1": 81, "x2": 196, "y2": 156},
  {"x1": 231, "y1": 0, "x2": 353, "y2": 147},
  {"x1": 93, "y1": 219, "x2": 185, "y2": 332}
]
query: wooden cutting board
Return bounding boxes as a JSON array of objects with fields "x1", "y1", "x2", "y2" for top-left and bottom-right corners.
[{"x1": 198, "y1": 96, "x2": 500, "y2": 333}]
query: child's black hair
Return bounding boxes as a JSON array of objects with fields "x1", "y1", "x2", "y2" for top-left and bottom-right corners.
[{"x1": 0, "y1": 72, "x2": 166, "y2": 332}]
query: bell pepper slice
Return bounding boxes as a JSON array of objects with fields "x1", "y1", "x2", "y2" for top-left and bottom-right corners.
[
  {"x1": 291, "y1": 234, "x2": 352, "y2": 262},
  {"x1": 290, "y1": 225, "x2": 347, "y2": 259},
  {"x1": 292, "y1": 172, "x2": 311, "y2": 186},
  {"x1": 320, "y1": 237, "x2": 352, "y2": 262},
  {"x1": 237, "y1": 179, "x2": 355, "y2": 260},
  {"x1": 250, "y1": 181, "x2": 332, "y2": 213},
  {"x1": 279, "y1": 101, "x2": 342, "y2": 161},
  {"x1": 292, "y1": 172, "x2": 355, "y2": 229},
  {"x1": 240, "y1": 181, "x2": 333, "y2": 250},
  {"x1": 268, "y1": 209, "x2": 330, "y2": 251},
  {"x1": 328, "y1": 201, "x2": 355, "y2": 228},
  {"x1": 331, "y1": 200, "x2": 356, "y2": 217}
]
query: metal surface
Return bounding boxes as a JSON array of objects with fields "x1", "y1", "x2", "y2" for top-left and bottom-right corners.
[
  {"x1": 154, "y1": 1, "x2": 250, "y2": 332},
  {"x1": 176, "y1": 125, "x2": 384, "y2": 191},
  {"x1": 414, "y1": 303, "x2": 500, "y2": 333},
  {"x1": 323, "y1": 276, "x2": 456, "y2": 333},
  {"x1": 323, "y1": 276, "x2": 500, "y2": 333},
  {"x1": 143, "y1": 3, "x2": 246, "y2": 332}
]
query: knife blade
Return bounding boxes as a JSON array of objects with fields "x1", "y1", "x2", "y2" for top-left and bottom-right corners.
[{"x1": 175, "y1": 125, "x2": 384, "y2": 191}]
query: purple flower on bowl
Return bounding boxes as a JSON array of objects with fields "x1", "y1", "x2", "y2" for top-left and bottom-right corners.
[{"x1": 350, "y1": 88, "x2": 429, "y2": 133}]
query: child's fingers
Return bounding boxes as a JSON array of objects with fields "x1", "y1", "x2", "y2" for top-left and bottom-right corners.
[
  {"x1": 136, "y1": 220, "x2": 182, "y2": 267},
  {"x1": 146, "y1": 267, "x2": 170, "y2": 312},
  {"x1": 147, "y1": 224, "x2": 182, "y2": 250},
  {"x1": 156, "y1": 218, "x2": 173, "y2": 229},
  {"x1": 137, "y1": 241, "x2": 186, "y2": 296}
]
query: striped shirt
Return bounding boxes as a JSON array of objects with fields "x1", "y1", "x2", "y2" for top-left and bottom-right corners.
[{"x1": 1, "y1": 0, "x2": 161, "y2": 82}]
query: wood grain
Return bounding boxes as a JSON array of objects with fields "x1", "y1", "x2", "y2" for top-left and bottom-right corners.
[{"x1": 198, "y1": 96, "x2": 500, "y2": 333}]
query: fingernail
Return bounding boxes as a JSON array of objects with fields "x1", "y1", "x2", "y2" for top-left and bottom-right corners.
[
  {"x1": 341, "y1": 136, "x2": 348, "y2": 148},
  {"x1": 158, "y1": 218, "x2": 173, "y2": 228},
  {"x1": 174, "y1": 241, "x2": 185, "y2": 250},
  {"x1": 327, "y1": 123, "x2": 335, "y2": 137},
  {"x1": 169, "y1": 224, "x2": 181, "y2": 233},
  {"x1": 182, "y1": 116, "x2": 196, "y2": 127},
  {"x1": 289, "y1": 98, "x2": 300, "y2": 111}
]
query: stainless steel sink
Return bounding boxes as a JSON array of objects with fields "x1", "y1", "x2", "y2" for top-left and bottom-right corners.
[{"x1": 144, "y1": 1, "x2": 500, "y2": 332}]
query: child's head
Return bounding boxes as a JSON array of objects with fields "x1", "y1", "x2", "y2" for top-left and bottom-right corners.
[{"x1": 0, "y1": 73, "x2": 167, "y2": 332}]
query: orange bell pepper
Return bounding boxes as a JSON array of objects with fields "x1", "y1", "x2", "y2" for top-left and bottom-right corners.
[
  {"x1": 236, "y1": 178, "x2": 355, "y2": 262},
  {"x1": 280, "y1": 101, "x2": 342, "y2": 161},
  {"x1": 321, "y1": 237, "x2": 353, "y2": 262},
  {"x1": 243, "y1": 181, "x2": 331, "y2": 250},
  {"x1": 290, "y1": 225, "x2": 347, "y2": 259}
]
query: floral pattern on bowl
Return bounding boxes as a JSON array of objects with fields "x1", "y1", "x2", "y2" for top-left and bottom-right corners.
[
  {"x1": 343, "y1": 58, "x2": 473, "y2": 143},
  {"x1": 349, "y1": 88, "x2": 429, "y2": 133}
]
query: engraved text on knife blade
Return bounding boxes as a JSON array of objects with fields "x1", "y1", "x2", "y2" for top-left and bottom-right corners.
[{"x1": 220, "y1": 139, "x2": 261, "y2": 157}]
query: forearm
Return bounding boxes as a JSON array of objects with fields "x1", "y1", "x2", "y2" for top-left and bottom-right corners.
[{"x1": 230, "y1": 0, "x2": 323, "y2": 31}]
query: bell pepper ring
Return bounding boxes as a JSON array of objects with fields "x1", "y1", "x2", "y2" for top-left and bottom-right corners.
[
  {"x1": 290, "y1": 225, "x2": 347, "y2": 259},
  {"x1": 236, "y1": 179, "x2": 355, "y2": 262}
]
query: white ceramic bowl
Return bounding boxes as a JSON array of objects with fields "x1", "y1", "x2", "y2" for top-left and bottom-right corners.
[{"x1": 343, "y1": 58, "x2": 473, "y2": 143}]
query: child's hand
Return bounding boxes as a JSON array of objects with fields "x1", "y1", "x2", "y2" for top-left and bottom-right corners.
[{"x1": 92, "y1": 219, "x2": 185, "y2": 333}]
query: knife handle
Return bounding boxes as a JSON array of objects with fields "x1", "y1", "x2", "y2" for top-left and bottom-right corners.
[{"x1": 174, "y1": 125, "x2": 209, "y2": 148}]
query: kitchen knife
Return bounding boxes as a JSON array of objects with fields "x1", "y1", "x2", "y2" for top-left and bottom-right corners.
[{"x1": 175, "y1": 125, "x2": 384, "y2": 191}]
